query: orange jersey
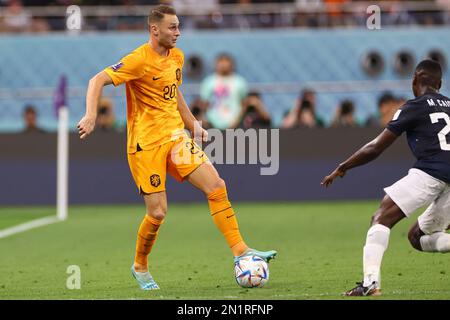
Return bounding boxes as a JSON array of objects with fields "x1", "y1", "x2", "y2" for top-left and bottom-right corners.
[{"x1": 104, "y1": 43, "x2": 185, "y2": 153}]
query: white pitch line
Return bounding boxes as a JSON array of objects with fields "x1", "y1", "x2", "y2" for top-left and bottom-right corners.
[{"x1": 0, "y1": 216, "x2": 62, "y2": 239}]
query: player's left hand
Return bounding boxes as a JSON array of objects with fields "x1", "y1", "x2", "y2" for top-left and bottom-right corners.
[{"x1": 321, "y1": 167, "x2": 346, "y2": 187}]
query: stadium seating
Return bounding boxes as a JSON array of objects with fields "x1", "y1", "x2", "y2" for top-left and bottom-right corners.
[{"x1": 1, "y1": 27, "x2": 449, "y2": 131}]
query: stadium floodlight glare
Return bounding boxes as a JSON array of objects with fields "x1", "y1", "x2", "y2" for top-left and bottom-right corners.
[{"x1": 0, "y1": 107, "x2": 69, "y2": 239}]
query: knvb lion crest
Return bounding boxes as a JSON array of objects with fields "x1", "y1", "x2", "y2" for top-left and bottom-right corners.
[{"x1": 150, "y1": 174, "x2": 161, "y2": 187}]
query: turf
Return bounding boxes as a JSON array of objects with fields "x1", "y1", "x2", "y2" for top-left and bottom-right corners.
[
  {"x1": 0, "y1": 201, "x2": 449, "y2": 300},
  {"x1": 0, "y1": 207, "x2": 55, "y2": 230}
]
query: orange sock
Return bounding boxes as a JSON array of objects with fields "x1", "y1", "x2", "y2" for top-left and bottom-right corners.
[
  {"x1": 207, "y1": 187, "x2": 248, "y2": 256},
  {"x1": 134, "y1": 215, "x2": 164, "y2": 268}
]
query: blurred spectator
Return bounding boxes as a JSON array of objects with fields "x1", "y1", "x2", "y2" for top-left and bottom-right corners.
[
  {"x1": 293, "y1": 8, "x2": 320, "y2": 28},
  {"x1": 200, "y1": 53, "x2": 248, "y2": 129},
  {"x1": 1, "y1": 0, "x2": 32, "y2": 32},
  {"x1": 437, "y1": 0, "x2": 450, "y2": 24},
  {"x1": 282, "y1": 88, "x2": 325, "y2": 128},
  {"x1": 239, "y1": 91, "x2": 272, "y2": 129},
  {"x1": 330, "y1": 99, "x2": 357, "y2": 127},
  {"x1": 30, "y1": 17, "x2": 50, "y2": 32},
  {"x1": 96, "y1": 97, "x2": 122, "y2": 131},
  {"x1": 396, "y1": 96, "x2": 407, "y2": 107},
  {"x1": 295, "y1": 100, "x2": 323, "y2": 128},
  {"x1": 384, "y1": 0, "x2": 417, "y2": 26},
  {"x1": 365, "y1": 91, "x2": 403, "y2": 127},
  {"x1": 0, "y1": 0, "x2": 447, "y2": 31},
  {"x1": 173, "y1": 0, "x2": 219, "y2": 30},
  {"x1": 225, "y1": 0, "x2": 275, "y2": 30},
  {"x1": 324, "y1": 0, "x2": 350, "y2": 27},
  {"x1": 190, "y1": 96, "x2": 211, "y2": 130},
  {"x1": 22, "y1": 105, "x2": 46, "y2": 133},
  {"x1": 173, "y1": 0, "x2": 218, "y2": 14}
]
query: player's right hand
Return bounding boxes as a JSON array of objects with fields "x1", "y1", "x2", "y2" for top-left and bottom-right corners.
[
  {"x1": 321, "y1": 167, "x2": 346, "y2": 188},
  {"x1": 77, "y1": 115, "x2": 96, "y2": 139}
]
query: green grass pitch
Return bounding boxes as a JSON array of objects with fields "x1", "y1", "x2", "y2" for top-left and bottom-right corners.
[{"x1": 0, "y1": 201, "x2": 449, "y2": 300}]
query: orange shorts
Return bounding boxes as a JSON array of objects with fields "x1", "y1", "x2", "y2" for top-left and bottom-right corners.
[{"x1": 127, "y1": 136, "x2": 209, "y2": 194}]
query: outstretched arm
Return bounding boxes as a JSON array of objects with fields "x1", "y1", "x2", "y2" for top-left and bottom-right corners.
[
  {"x1": 321, "y1": 129, "x2": 398, "y2": 187},
  {"x1": 177, "y1": 88, "x2": 208, "y2": 142},
  {"x1": 77, "y1": 71, "x2": 113, "y2": 139}
]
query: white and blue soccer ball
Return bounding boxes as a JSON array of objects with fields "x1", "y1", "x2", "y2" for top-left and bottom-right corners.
[{"x1": 234, "y1": 255, "x2": 269, "y2": 288}]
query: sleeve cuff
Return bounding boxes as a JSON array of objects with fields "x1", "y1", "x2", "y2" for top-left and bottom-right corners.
[
  {"x1": 104, "y1": 68, "x2": 120, "y2": 87},
  {"x1": 386, "y1": 126, "x2": 401, "y2": 136}
]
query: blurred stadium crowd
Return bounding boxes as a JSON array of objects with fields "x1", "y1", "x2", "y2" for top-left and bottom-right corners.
[
  {"x1": 1, "y1": 0, "x2": 450, "y2": 33},
  {"x1": 1, "y1": 0, "x2": 449, "y2": 133},
  {"x1": 21, "y1": 88, "x2": 407, "y2": 133},
  {"x1": 21, "y1": 51, "x2": 410, "y2": 133}
]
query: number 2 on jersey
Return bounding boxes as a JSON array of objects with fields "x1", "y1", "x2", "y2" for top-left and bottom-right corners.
[
  {"x1": 430, "y1": 112, "x2": 450, "y2": 151},
  {"x1": 163, "y1": 84, "x2": 177, "y2": 100}
]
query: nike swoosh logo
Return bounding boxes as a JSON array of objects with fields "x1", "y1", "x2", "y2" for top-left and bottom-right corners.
[
  {"x1": 153, "y1": 76, "x2": 162, "y2": 80},
  {"x1": 226, "y1": 215, "x2": 235, "y2": 219}
]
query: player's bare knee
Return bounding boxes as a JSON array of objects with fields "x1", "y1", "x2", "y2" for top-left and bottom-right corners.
[
  {"x1": 371, "y1": 210, "x2": 384, "y2": 226},
  {"x1": 208, "y1": 178, "x2": 226, "y2": 194},
  {"x1": 408, "y1": 226, "x2": 423, "y2": 251},
  {"x1": 371, "y1": 211, "x2": 398, "y2": 229},
  {"x1": 215, "y1": 178, "x2": 226, "y2": 190},
  {"x1": 146, "y1": 207, "x2": 166, "y2": 221},
  {"x1": 371, "y1": 197, "x2": 404, "y2": 229},
  {"x1": 145, "y1": 201, "x2": 167, "y2": 220},
  {"x1": 371, "y1": 198, "x2": 387, "y2": 225}
]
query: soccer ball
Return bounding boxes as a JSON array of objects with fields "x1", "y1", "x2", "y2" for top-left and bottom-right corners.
[{"x1": 234, "y1": 255, "x2": 269, "y2": 288}]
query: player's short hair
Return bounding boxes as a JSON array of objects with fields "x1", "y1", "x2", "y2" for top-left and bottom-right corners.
[
  {"x1": 148, "y1": 5, "x2": 176, "y2": 25},
  {"x1": 415, "y1": 59, "x2": 442, "y2": 88}
]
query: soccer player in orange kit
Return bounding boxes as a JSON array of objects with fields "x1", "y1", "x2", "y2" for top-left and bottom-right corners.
[{"x1": 77, "y1": 5, "x2": 276, "y2": 290}]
